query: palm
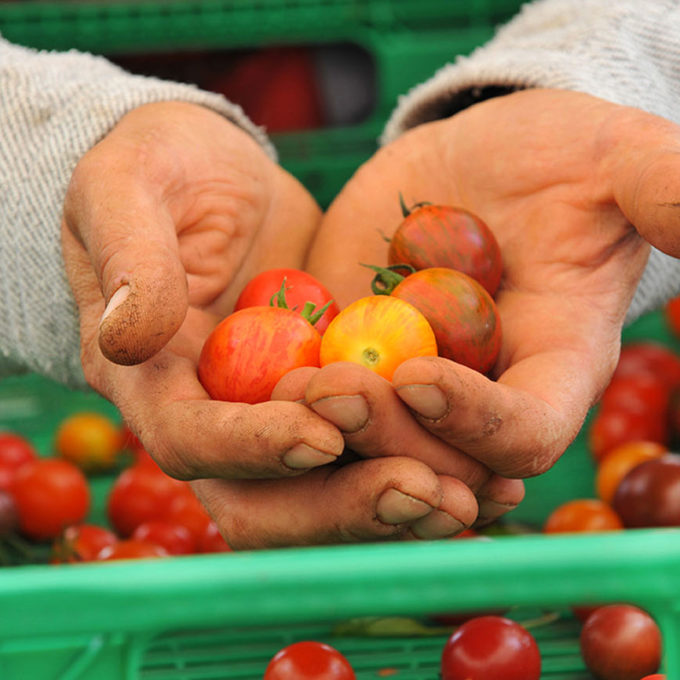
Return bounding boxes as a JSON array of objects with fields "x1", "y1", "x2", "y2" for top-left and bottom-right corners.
[{"x1": 307, "y1": 89, "x2": 669, "y2": 477}]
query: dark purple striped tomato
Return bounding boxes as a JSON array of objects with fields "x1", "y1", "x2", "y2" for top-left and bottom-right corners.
[
  {"x1": 388, "y1": 204, "x2": 503, "y2": 296},
  {"x1": 391, "y1": 267, "x2": 502, "y2": 374}
]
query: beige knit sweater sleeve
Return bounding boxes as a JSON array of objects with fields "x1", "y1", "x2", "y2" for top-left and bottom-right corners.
[
  {"x1": 0, "y1": 36, "x2": 274, "y2": 388},
  {"x1": 382, "y1": 0, "x2": 680, "y2": 326}
]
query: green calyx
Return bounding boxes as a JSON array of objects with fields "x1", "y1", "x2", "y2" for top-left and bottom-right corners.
[
  {"x1": 360, "y1": 263, "x2": 415, "y2": 296},
  {"x1": 398, "y1": 191, "x2": 432, "y2": 218},
  {"x1": 269, "y1": 278, "x2": 333, "y2": 327}
]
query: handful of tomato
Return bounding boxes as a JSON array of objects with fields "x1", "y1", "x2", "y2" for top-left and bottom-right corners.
[{"x1": 198, "y1": 198, "x2": 504, "y2": 401}]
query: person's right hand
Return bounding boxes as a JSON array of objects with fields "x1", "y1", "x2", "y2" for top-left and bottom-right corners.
[
  {"x1": 61, "y1": 101, "x2": 485, "y2": 548},
  {"x1": 301, "y1": 88, "x2": 680, "y2": 504}
]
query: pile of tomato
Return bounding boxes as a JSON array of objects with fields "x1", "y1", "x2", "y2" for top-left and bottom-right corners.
[{"x1": 0, "y1": 415, "x2": 230, "y2": 566}]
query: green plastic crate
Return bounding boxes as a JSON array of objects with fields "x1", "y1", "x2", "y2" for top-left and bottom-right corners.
[
  {"x1": 0, "y1": 0, "x2": 526, "y2": 206},
  {"x1": 1, "y1": 308, "x2": 680, "y2": 679}
]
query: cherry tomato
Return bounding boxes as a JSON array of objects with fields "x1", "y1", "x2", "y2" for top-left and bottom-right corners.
[
  {"x1": 640, "y1": 676, "x2": 666, "y2": 680},
  {"x1": 320, "y1": 295, "x2": 437, "y2": 381},
  {"x1": 107, "y1": 463, "x2": 187, "y2": 537},
  {"x1": 12, "y1": 459, "x2": 90, "y2": 540},
  {"x1": 389, "y1": 202, "x2": 503, "y2": 296},
  {"x1": 54, "y1": 411, "x2": 123, "y2": 472},
  {"x1": 580, "y1": 605, "x2": 661, "y2": 680},
  {"x1": 612, "y1": 454, "x2": 680, "y2": 528},
  {"x1": 96, "y1": 539, "x2": 168, "y2": 561},
  {"x1": 51, "y1": 523, "x2": 117, "y2": 563},
  {"x1": 198, "y1": 306, "x2": 321, "y2": 403},
  {"x1": 613, "y1": 342, "x2": 680, "y2": 389},
  {"x1": 595, "y1": 441, "x2": 667, "y2": 504},
  {"x1": 391, "y1": 267, "x2": 502, "y2": 374},
  {"x1": 264, "y1": 640, "x2": 356, "y2": 680},
  {"x1": 588, "y1": 407, "x2": 668, "y2": 464},
  {"x1": 164, "y1": 491, "x2": 213, "y2": 544},
  {"x1": 543, "y1": 499, "x2": 623, "y2": 533},
  {"x1": 441, "y1": 615, "x2": 541, "y2": 680},
  {"x1": 132, "y1": 520, "x2": 196, "y2": 555},
  {"x1": 234, "y1": 268, "x2": 340, "y2": 334},
  {"x1": 599, "y1": 373, "x2": 670, "y2": 416},
  {"x1": 0, "y1": 431, "x2": 38, "y2": 491}
]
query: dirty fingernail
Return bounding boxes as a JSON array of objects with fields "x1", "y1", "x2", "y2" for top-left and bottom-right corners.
[
  {"x1": 477, "y1": 499, "x2": 518, "y2": 521},
  {"x1": 100, "y1": 284, "x2": 130, "y2": 323},
  {"x1": 411, "y1": 510, "x2": 465, "y2": 539},
  {"x1": 396, "y1": 384, "x2": 448, "y2": 420},
  {"x1": 376, "y1": 488, "x2": 433, "y2": 525},
  {"x1": 283, "y1": 443, "x2": 338, "y2": 470},
  {"x1": 310, "y1": 395, "x2": 369, "y2": 433}
]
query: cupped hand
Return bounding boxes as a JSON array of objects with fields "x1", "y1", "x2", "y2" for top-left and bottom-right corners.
[
  {"x1": 305, "y1": 88, "x2": 680, "y2": 488},
  {"x1": 61, "y1": 101, "x2": 477, "y2": 548}
]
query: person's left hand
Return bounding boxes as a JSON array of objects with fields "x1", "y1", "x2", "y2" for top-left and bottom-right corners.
[{"x1": 294, "y1": 88, "x2": 680, "y2": 521}]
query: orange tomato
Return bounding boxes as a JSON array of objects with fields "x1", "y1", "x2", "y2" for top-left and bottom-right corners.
[
  {"x1": 319, "y1": 296, "x2": 437, "y2": 381},
  {"x1": 543, "y1": 499, "x2": 623, "y2": 534},
  {"x1": 55, "y1": 412, "x2": 123, "y2": 473},
  {"x1": 595, "y1": 440, "x2": 667, "y2": 504}
]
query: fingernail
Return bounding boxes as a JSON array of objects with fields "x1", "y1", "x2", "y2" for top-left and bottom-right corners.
[
  {"x1": 396, "y1": 384, "x2": 448, "y2": 420},
  {"x1": 101, "y1": 284, "x2": 130, "y2": 323},
  {"x1": 283, "y1": 443, "x2": 338, "y2": 470},
  {"x1": 376, "y1": 488, "x2": 433, "y2": 525},
  {"x1": 310, "y1": 395, "x2": 369, "y2": 433},
  {"x1": 411, "y1": 510, "x2": 465, "y2": 539},
  {"x1": 477, "y1": 499, "x2": 518, "y2": 520}
]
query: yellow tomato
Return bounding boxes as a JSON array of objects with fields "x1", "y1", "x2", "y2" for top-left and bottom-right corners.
[
  {"x1": 55, "y1": 412, "x2": 123, "y2": 473},
  {"x1": 320, "y1": 295, "x2": 437, "y2": 381}
]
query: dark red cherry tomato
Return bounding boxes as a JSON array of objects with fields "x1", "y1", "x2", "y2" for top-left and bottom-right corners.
[
  {"x1": 264, "y1": 640, "x2": 356, "y2": 680},
  {"x1": 580, "y1": 605, "x2": 661, "y2": 680},
  {"x1": 441, "y1": 616, "x2": 541, "y2": 680},
  {"x1": 234, "y1": 268, "x2": 339, "y2": 334},
  {"x1": 389, "y1": 201, "x2": 502, "y2": 296},
  {"x1": 612, "y1": 453, "x2": 680, "y2": 527},
  {"x1": 392, "y1": 267, "x2": 501, "y2": 374}
]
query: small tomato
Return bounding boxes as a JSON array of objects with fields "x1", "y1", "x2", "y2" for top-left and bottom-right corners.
[
  {"x1": 543, "y1": 499, "x2": 623, "y2": 534},
  {"x1": 320, "y1": 295, "x2": 437, "y2": 381},
  {"x1": 54, "y1": 412, "x2": 123, "y2": 473},
  {"x1": 198, "y1": 306, "x2": 321, "y2": 403},
  {"x1": 389, "y1": 200, "x2": 502, "y2": 296},
  {"x1": 12, "y1": 459, "x2": 91, "y2": 540},
  {"x1": 391, "y1": 267, "x2": 502, "y2": 374},
  {"x1": 580, "y1": 605, "x2": 661, "y2": 680},
  {"x1": 234, "y1": 268, "x2": 339, "y2": 334}
]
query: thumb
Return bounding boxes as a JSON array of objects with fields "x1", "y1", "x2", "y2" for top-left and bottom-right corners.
[
  {"x1": 63, "y1": 166, "x2": 188, "y2": 366},
  {"x1": 610, "y1": 109, "x2": 680, "y2": 257}
]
